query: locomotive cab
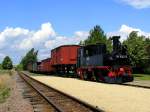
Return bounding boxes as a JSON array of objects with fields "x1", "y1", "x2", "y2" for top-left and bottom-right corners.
[
  {"x1": 77, "y1": 43, "x2": 106, "y2": 68},
  {"x1": 77, "y1": 43, "x2": 112, "y2": 82}
]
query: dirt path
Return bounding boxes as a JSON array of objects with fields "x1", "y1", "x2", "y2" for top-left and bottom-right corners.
[{"x1": 0, "y1": 71, "x2": 33, "y2": 112}]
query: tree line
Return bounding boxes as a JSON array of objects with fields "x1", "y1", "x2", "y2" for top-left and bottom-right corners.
[{"x1": 18, "y1": 25, "x2": 150, "y2": 74}]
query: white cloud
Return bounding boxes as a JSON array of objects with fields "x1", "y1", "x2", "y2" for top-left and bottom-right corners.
[
  {"x1": 17, "y1": 22, "x2": 56, "y2": 50},
  {"x1": 31, "y1": 22, "x2": 56, "y2": 43},
  {"x1": 119, "y1": 0, "x2": 150, "y2": 9},
  {"x1": 74, "y1": 31, "x2": 89, "y2": 40},
  {"x1": 0, "y1": 22, "x2": 88, "y2": 64},
  {"x1": 45, "y1": 31, "x2": 89, "y2": 49},
  {"x1": 45, "y1": 36, "x2": 68, "y2": 49},
  {"x1": 0, "y1": 27, "x2": 29, "y2": 49},
  {"x1": 1, "y1": 27, "x2": 29, "y2": 38},
  {"x1": 120, "y1": 24, "x2": 150, "y2": 37},
  {"x1": 107, "y1": 24, "x2": 150, "y2": 41},
  {"x1": 19, "y1": 39, "x2": 33, "y2": 50}
]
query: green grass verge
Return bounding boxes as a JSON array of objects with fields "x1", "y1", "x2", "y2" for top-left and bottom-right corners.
[
  {"x1": 133, "y1": 74, "x2": 150, "y2": 80},
  {"x1": 0, "y1": 70, "x2": 11, "y2": 103},
  {"x1": 0, "y1": 70, "x2": 10, "y2": 74},
  {"x1": 0, "y1": 87, "x2": 10, "y2": 103}
]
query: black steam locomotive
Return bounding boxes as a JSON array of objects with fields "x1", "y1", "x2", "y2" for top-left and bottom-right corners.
[{"x1": 77, "y1": 36, "x2": 133, "y2": 83}]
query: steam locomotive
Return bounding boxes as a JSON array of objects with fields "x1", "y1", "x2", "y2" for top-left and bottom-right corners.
[
  {"x1": 28, "y1": 36, "x2": 133, "y2": 83},
  {"x1": 77, "y1": 36, "x2": 133, "y2": 83}
]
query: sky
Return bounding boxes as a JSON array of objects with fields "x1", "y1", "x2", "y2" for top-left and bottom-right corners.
[{"x1": 0, "y1": 0, "x2": 150, "y2": 64}]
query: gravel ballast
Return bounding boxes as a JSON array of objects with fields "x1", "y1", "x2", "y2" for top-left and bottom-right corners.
[
  {"x1": 32, "y1": 76, "x2": 150, "y2": 112},
  {"x1": 0, "y1": 71, "x2": 33, "y2": 112}
]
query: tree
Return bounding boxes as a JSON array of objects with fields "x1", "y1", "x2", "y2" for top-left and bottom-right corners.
[
  {"x1": 144, "y1": 38, "x2": 150, "y2": 73},
  {"x1": 20, "y1": 48, "x2": 38, "y2": 70},
  {"x1": 145, "y1": 38, "x2": 150, "y2": 57},
  {"x1": 123, "y1": 31, "x2": 149, "y2": 67},
  {"x1": 82, "y1": 25, "x2": 112, "y2": 52},
  {"x1": 2, "y1": 56, "x2": 13, "y2": 69},
  {"x1": 123, "y1": 31, "x2": 147, "y2": 66}
]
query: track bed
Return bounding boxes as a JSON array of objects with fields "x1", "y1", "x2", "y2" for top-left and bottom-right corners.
[{"x1": 18, "y1": 71, "x2": 103, "y2": 112}]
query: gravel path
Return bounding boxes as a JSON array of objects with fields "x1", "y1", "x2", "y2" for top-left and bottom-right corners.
[
  {"x1": 32, "y1": 76, "x2": 150, "y2": 112},
  {"x1": 0, "y1": 71, "x2": 33, "y2": 112}
]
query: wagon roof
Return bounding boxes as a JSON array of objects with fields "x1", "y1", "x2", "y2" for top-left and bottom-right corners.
[
  {"x1": 41, "y1": 58, "x2": 51, "y2": 62},
  {"x1": 51, "y1": 45, "x2": 80, "y2": 51}
]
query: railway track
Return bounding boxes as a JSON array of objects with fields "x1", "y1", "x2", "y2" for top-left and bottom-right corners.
[{"x1": 18, "y1": 71, "x2": 104, "y2": 112}]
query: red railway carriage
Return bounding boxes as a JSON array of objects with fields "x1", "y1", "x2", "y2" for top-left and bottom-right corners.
[
  {"x1": 51, "y1": 45, "x2": 80, "y2": 74},
  {"x1": 37, "y1": 62, "x2": 42, "y2": 72},
  {"x1": 40, "y1": 58, "x2": 54, "y2": 73}
]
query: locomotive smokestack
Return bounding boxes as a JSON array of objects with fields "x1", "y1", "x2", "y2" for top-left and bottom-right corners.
[{"x1": 111, "y1": 36, "x2": 121, "y2": 52}]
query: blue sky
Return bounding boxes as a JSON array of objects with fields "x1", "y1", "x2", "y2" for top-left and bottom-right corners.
[{"x1": 0, "y1": 0, "x2": 150, "y2": 64}]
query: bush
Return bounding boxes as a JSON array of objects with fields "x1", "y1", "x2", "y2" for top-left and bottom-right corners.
[
  {"x1": 16, "y1": 64, "x2": 23, "y2": 70},
  {"x1": 144, "y1": 67, "x2": 150, "y2": 74}
]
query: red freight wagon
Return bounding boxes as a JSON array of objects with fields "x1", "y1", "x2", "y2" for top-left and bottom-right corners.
[
  {"x1": 51, "y1": 45, "x2": 80, "y2": 74},
  {"x1": 40, "y1": 58, "x2": 54, "y2": 73},
  {"x1": 51, "y1": 49, "x2": 57, "y2": 65}
]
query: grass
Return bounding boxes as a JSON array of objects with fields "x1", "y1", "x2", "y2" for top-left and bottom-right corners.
[
  {"x1": 133, "y1": 74, "x2": 150, "y2": 80},
  {"x1": 0, "y1": 72, "x2": 11, "y2": 103},
  {"x1": 0, "y1": 70, "x2": 10, "y2": 74},
  {"x1": 0, "y1": 87, "x2": 10, "y2": 103}
]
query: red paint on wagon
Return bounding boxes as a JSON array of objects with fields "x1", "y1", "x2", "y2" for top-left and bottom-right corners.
[
  {"x1": 51, "y1": 45, "x2": 80, "y2": 65},
  {"x1": 40, "y1": 58, "x2": 54, "y2": 72}
]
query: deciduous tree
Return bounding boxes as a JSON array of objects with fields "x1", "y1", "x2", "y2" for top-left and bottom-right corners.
[
  {"x1": 2, "y1": 56, "x2": 13, "y2": 69},
  {"x1": 82, "y1": 25, "x2": 112, "y2": 52},
  {"x1": 20, "y1": 48, "x2": 38, "y2": 70}
]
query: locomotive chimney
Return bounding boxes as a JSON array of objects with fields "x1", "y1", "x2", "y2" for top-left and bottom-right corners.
[{"x1": 111, "y1": 36, "x2": 121, "y2": 52}]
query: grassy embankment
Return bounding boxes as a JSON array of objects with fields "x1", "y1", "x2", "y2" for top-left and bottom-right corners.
[
  {"x1": 133, "y1": 74, "x2": 150, "y2": 80},
  {"x1": 0, "y1": 70, "x2": 11, "y2": 103}
]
